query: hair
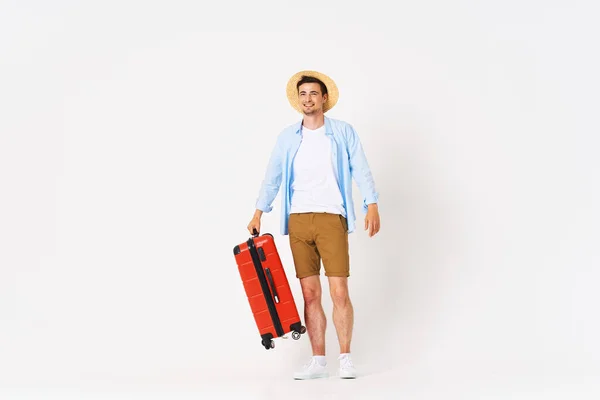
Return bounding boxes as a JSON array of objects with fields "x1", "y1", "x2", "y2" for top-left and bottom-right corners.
[{"x1": 296, "y1": 75, "x2": 328, "y2": 96}]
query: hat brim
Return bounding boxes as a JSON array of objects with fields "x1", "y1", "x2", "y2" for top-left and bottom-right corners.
[{"x1": 286, "y1": 70, "x2": 339, "y2": 114}]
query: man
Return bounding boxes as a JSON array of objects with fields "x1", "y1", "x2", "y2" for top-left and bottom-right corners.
[{"x1": 247, "y1": 70, "x2": 380, "y2": 380}]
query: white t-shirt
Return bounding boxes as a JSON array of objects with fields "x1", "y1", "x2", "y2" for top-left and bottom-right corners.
[{"x1": 290, "y1": 124, "x2": 345, "y2": 216}]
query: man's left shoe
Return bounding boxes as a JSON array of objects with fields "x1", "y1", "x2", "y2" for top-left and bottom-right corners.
[{"x1": 338, "y1": 353, "x2": 357, "y2": 379}]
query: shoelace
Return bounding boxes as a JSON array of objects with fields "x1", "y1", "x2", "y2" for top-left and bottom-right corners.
[
  {"x1": 302, "y1": 358, "x2": 319, "y2": 370},
  {"x1": 338, "y1": 356, "x2": 354, "y2": 369}
]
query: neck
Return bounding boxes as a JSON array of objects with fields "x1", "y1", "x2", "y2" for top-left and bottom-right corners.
[{"x1": 302, "y1": 113, "x2": 325, "y2": 130}]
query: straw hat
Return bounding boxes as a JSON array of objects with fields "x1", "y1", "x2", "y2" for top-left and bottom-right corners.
[{"x1": 286, "y1": 70, "x2": 339, "y2": 114}]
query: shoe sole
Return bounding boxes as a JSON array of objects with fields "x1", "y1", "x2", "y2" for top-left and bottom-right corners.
[{"x1": 293, "y1": 373, "x2": 329, "y2": 380}]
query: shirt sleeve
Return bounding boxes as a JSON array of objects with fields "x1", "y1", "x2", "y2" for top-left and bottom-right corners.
[
  {"x1": 346, "y1": 124, "x2": 379, "y2": 213},
  {"x1": 255, "y1": 135, "x2": 284, "y2": 213}
]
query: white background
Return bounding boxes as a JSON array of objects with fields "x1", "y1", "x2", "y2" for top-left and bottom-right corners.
[{"x1": 1, "y1": 1, "x2": 599, "y2": 399}]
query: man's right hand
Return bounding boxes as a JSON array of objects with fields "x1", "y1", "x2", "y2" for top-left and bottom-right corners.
[{"x1": 247, "y1": 210, "x2": 263, "y2": 235}]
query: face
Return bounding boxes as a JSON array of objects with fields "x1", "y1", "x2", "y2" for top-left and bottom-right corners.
[{"x1": 298, "y1": 82, "x2": 328, "y2": 115}]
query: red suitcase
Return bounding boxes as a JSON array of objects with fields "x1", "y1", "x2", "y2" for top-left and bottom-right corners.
[{"x1": 233, "y1": 230, "x2": 306, "y2": 350}]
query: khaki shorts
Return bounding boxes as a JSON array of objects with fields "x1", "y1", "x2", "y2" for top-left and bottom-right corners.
[{"x1": 288, "y1": 212, "x2": 350, "y2": 279}]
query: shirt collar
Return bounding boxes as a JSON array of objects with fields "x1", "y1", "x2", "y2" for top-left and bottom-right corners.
[{"x1": 294, "y1": 115, "x2": 333, "y2": 135}]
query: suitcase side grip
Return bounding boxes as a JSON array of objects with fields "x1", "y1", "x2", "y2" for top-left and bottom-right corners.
[{"x1": 265, "y1": 268, "x2": 280, "y2": 304}]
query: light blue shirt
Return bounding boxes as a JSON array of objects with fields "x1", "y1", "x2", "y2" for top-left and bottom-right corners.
[{"x1": 255, "y1": 116, "x2": 379, "y2": 235}]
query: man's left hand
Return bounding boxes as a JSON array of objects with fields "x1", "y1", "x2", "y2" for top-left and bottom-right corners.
[{"x1": 365, "y1": 204, "x2": 380, "y2": 237}]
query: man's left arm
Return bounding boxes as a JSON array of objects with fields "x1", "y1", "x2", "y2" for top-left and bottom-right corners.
[{"x1": 346, "y1": 124, "x2": 380, "y2": 236}]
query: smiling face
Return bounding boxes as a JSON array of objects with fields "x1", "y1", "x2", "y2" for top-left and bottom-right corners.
[{"x1": 298, "y1": 82, "x2": 328, "y2": 116}]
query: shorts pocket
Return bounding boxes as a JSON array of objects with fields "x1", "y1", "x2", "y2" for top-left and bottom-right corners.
[
  {"x1": 288, "y1": 214, "x2": 297, "y2": 235},
  {"x1": 338, "y1": 214, "x2": 348, "y2": 232}
]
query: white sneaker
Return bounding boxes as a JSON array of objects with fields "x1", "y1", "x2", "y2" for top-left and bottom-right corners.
[
  {"x1": 338, "y1": 354, "x2": 357, "y2": 379},
  {"x1": 293, "y1": 357, "x2": 329, "y2": 380}
]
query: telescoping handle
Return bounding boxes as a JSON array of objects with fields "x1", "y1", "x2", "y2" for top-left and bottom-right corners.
[{"x1": 265, "y1": 268, "x2": 279, "y2": 303}]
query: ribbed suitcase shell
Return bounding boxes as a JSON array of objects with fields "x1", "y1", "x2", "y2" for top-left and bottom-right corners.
[{"x1": 233, "y1": 233, "x2": 305, "y2": 349}]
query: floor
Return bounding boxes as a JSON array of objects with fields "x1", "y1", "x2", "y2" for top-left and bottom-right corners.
[{"x1": 2, "y1": 363, "x2": 597, "y2": 400}]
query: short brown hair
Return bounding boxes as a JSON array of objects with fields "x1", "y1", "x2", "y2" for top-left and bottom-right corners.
[{"x1": 296, "y1": 75, "x2": 328, "y2": 96}]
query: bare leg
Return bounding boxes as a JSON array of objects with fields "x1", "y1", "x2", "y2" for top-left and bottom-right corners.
[
  {"x1": 300, "y1": 275, "x2": 326, "y2": 356},
  {"x1": 328, "y1": 277, "x2": 353, "y2": 354}
]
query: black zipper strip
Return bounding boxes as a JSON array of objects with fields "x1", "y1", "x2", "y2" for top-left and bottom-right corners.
[{"x1": 247, "y1": 238, "x2": 284, "y2": 337}]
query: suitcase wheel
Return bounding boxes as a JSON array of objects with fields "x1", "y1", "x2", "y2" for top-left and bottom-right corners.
[
  {"x1": 262, "y1": 338, "x2": 275, "y2": 350},
  {"x1": 292, "y1": 325, "x2": 306, "y2": 340}
]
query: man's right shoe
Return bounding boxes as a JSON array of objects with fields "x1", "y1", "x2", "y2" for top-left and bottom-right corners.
[{"x1": 293, "y1": 357, "x2": 329, "y2": 380}]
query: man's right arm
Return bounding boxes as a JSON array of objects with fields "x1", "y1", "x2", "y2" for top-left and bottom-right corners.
[
  {"x1": 248, "y1": 136, "x2": 283, "y2": 233},
  {"x1": 255, "y1": 135, "x2": 283, "y2": 213}
]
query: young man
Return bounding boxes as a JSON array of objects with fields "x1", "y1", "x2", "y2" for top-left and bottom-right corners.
[{"x1": 247, "y1": 70, "x2": 380, "y2": 380}]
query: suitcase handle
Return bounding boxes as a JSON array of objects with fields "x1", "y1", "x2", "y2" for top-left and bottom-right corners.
[
  {"x1": 252, "y1": 228, "x2": 259, "y2": 237},
  {"x1": 265, "y1": 268, "x2": 280, "y2": 303}
]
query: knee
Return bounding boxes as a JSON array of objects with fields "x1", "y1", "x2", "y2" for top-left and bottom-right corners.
[
  {"x1": 302, "y1": 287, "x2": 321, "y2": 305},
  {"x1": 330, "y1": 286, "x2": 349, "y2": 307}
]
